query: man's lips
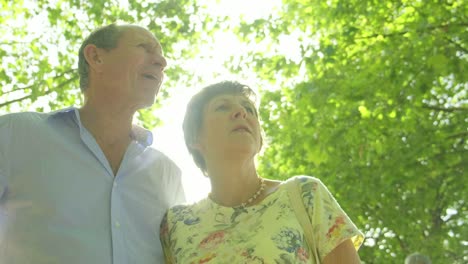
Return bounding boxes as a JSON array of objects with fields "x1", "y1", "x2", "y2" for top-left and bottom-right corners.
[{"x1": 142, "y1": 73, "x2": 159, "y2": 81}]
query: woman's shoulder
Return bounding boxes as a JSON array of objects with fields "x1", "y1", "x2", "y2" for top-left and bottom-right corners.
[
  {"x1": 167, "y1": 199, "x2": 205, "y2": 213},
  {"x1": 285, "y1": 175, "x2": 324, "y2": 186},
  {"x1": 168, "y1": 203, "x2": 192, "y2": 212},
  {"x1": 166, "y1": 199, "x2": 209, "y2": 219},
  {"x1": 281, "y1": 175, "x2": 331, "y2": 199}
]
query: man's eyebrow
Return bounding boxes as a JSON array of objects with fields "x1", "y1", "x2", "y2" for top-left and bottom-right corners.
[
  {"x1": 139, "y1": 40, "x2": 155, "y2": 46},
  {"x1": 134, "y1": 37, "x2": 157, "y2": 45}
]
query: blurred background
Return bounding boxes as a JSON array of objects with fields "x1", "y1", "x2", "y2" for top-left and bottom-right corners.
[{"x1": 0, "y1": 0, "x2": 466, "y2": 262}]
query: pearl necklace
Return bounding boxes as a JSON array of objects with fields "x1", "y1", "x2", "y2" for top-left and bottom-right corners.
[
  {"x1": 210, "y1": 177, "x2": 266, "y2": 208},
  {"x1": 240, "y1": 177, "x2": 266, "y2": 208}
]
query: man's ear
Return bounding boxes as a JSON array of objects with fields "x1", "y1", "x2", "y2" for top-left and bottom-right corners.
[{"x1": 83, "y1": 44, "x2": 104, "y2": 71}]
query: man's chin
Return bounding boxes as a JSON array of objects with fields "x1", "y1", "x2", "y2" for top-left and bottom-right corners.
[
  {"x1": 134, "y1": 86, "x2": 159, "y2": 109},
  {"x1": 140, "y1": 98, "x2": 156, "y2": 109},
  {"x1": 133, "y1": 95, "x2": 156, "y2": 110}
]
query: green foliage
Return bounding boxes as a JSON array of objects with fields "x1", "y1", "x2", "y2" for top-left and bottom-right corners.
[
  {"x1": 1, "y1": 1, "x2": 466, "y2": 262},
  {"x1": 231, "y1": 0, "x2": 467, "y2": 263},
  {"x1": 0, "y1": 0, "x2": 215, "y2": 128}
]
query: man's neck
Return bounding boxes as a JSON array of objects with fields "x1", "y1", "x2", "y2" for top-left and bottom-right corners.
[{"x1": 78, "y1": 103, "x2": 134, "y2": 145}]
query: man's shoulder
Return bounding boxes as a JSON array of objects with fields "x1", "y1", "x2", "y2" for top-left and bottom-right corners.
[
  {"x1": 144, "y1": 147, "x2": 174, "y2": 162},
  {"x1": 0, "y1": 111, "x2": 49, "y2": 120},
  {"x1": 0, "y1": 108, "x2": 76, "y2": 132},
  {"x1": 0, "y1": 107, "x2": 76, "y2": 121},
  {"x1": 0, "y1": 111, "x2": 50, "y2": 127},
  {"x1": 140, "y1": 147, "x2": 181, "y2": 173}
]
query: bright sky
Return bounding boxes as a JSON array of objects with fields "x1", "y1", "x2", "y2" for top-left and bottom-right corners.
[{"x1": 151, "y1": 0, "x2": 282, "y2": 202}]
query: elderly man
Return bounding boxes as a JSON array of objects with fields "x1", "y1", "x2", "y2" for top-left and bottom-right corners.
[{"x1": 0, "y1": 24, "x2": 185, "y2": 263}]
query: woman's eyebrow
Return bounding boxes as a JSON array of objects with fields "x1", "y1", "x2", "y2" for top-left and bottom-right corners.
[
  {"x1": 241, "y1": 99, "x2": 255, "y2": 107},
  {"x1": 212, "y1": 98, "x2": 229, "y2": 104},
  {"x1": 211, "y1": 97, "x2": 254, "y2": 107}
]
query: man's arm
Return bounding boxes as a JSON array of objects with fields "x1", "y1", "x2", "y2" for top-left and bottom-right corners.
[{"x1": 0, "y1": 114, "x2": 11, "y2": 198}]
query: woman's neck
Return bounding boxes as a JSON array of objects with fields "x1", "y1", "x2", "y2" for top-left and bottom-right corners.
[{"x1": 207, "y1": 159, "x2": 262, "y2": 207}]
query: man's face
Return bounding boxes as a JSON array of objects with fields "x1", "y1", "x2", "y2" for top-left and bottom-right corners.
[{"x1": 98, "y1": 26, "x2": 167, "y2": 109}]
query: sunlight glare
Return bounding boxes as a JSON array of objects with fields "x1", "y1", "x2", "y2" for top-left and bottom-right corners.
[{"x1": 153, "y1": 0, "x2": 282, "y2": 203}]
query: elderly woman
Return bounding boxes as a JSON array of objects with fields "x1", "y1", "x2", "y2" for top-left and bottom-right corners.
[{"x1": 160, "y1": 81, "x2": 364, "y2": 263}]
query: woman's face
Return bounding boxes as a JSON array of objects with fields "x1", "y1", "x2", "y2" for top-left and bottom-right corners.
[{"x1": 194, "y1": 94, "x2": 262, "y2": 160}]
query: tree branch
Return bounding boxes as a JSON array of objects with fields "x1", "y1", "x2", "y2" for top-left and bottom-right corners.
[
  {"x1": 0, "y1": 89, "x2": 52, "y2": 108},
  {"x1": 394, "y1": 232, "x2": 408, "y2": 253},
  {"x1": 431, "y1": 176, "x2": 446, "y2": 231},
  {"x1": 2, "y1": 85, "x2": 39, "y2": 95},
  {"x1": 445, "y1": 37, "x2": 468, "y2": 54},
  {"x1": 356, "y1": 22, "x2": 468, "y2": 40},
  {"x1": 0, "y1": 76, "x2": 78, "y2": 108},
  {"x1": 446, "y1": 131, "x2": 468, "y2": 139},
  {"x1": 422, "y1": 105, "x2": 468, "y2": 112},
  {"x1": 1, "y1": 69, "x2": 77, "y2": 94},
  {"x1": 0, "y1": 41, "x2": 33, "y2": 45}
]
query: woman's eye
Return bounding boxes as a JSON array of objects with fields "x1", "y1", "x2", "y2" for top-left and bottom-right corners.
[
  {"x1": 245, "y1": 106, "x2": 254, "y2": 114},
  {"x1": 215, "y1": 105, "x2": 228, "y2": 111}
]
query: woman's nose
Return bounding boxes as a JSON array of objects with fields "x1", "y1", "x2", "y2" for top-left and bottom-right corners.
[{"x1": 232, "y1": 105, "x2": 247, "y2": 119}]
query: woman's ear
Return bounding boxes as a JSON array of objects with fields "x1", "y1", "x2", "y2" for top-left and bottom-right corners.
[
  {"x1": 189, "y1": 136, "x2": 207, "y2": 156},
  {"x1": 189, "y1": 142, "x2": 202, "y2": 152}
]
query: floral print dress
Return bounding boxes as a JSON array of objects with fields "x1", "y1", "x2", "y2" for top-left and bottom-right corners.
[{"x1": 160, "y1": 176, "x2": 364, "y2": 263}]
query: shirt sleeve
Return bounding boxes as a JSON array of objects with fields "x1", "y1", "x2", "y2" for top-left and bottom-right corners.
[
  {"x1": 171, "y1": 166, "x2": 186, "y2": 206},
  {"x1": 298, "y1": 176, "x2": 364, "y2": 260},
  {"x1": 0, "y1": 114, "x2": 11, "y2": 198},
  {"x1": 155, "y1": 152, "x2": 186, "y2": 207}
]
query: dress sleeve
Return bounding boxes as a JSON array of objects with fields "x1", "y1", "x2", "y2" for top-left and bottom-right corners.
[
  {"x1": 160, "y1": 212, "x2": 176, "y2": 264},
  {"x1": 297, "y1": 176, "x2": 364, "y2": 260}
]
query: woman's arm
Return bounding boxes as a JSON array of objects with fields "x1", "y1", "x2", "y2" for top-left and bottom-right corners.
[
  {"x1": 160, "y1": 213, "x2": 175, "y2": 264},
  {"x1": 323, "y1": 239, "x2": 361, "y2": 264}
]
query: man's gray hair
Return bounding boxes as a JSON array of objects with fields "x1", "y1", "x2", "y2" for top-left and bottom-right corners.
[{"x1": 77, "y1": 24, "x2": 125, "y2": 92}]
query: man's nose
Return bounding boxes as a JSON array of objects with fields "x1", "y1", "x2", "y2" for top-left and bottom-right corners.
[{"x1": 151, "y1": 53, "x2": 167, "y2": 71}]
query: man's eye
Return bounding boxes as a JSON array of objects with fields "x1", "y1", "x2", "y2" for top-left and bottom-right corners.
[{"x1": 138, "y1": 44, "x2": 151, "y2": 52}]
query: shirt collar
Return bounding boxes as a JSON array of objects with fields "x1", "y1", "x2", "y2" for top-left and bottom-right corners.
[
  {"x1": 49, "y1": 107, "x2": 154, "y2": 147},
  {"x1": 130, "y1": 124, "x2": 153, "y2": 147}
]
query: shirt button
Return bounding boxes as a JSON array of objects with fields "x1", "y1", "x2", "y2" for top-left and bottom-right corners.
[{"x1": 115, "y1": 221, "x2": 120, "y2": 228}]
